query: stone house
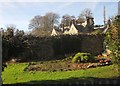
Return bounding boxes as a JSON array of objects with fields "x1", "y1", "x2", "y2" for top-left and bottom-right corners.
[
  {"x1": 63, "y1": 23, "x2": 78, "y2": 35},
  {"x1": 51, "y1": 17, "x2": 94, "y2": 36}
]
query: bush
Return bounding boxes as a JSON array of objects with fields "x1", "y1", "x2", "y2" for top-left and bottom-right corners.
[
  {"x1": 91, "y1": 29, "x2": 102, "y2": 34},
  {"x1": 72, "y1": 53, "x2": 81, "y2": 63},
  {"x1": 111, "y1": 51, "x2": 120, "y2": 64},
  {"x1": 104, "y1": 15, "x2": 120, "y2": 64},
  {"x1": 72, "y1": 52, "x2": 92, "y2": 63},
  {"x1": 82, "y1": 56, "x2": 89, "y2": 62}
]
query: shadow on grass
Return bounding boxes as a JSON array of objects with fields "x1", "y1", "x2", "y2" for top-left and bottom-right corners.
[{"x1": 2, "y1": 77, "x2": 120, "y2": 86}]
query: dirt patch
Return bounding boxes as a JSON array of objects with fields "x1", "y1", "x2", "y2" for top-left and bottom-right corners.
[{"x1": 24, "y1": 60, "x2": 111, "y2": 72}]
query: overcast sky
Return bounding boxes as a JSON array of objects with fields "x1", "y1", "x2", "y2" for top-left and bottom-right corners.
[{"x1": 0, "y1": 0, "x2": 119, "y2": 31}]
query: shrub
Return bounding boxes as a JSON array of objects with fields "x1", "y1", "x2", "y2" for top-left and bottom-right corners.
[
  {"x1": 111, "y1": 51, "x2": 120, "y2": 64},
  {"x1": 91, "y1": 29, "x2": 102, "y2": 34},
  {"x1": 82, "y1": 56, "x2": 89, "y2": 62},
  {"x1": 104, "y1": 15, "x2": 120, "y2": 64},
  {"x1": 72, "y1": 53, "x2": 81, "y2": 63},
  {"x1": 72, "y1": 52, "x2": 92, "y2": 63}
]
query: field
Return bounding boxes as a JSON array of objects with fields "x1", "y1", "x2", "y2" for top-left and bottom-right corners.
[{"x1": 2, "y1": 61, "x2": 120, "y2": 85}]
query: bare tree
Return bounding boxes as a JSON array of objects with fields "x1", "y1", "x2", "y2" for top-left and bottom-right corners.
[
  {"x1": 71, "y1": 15, "x2": 76, "y2": 20},
  {"x1": 29, "y1": 12, "x2": 60, "y2": 37},
  {"x1": 77, "y1": 14, "x2": 86, "y2": 24},
  {"x1": 45, "y1": 12, "x2": 60, "y2": 29},
  {"x1": 28, "y1": 15, "x2": 43, "y2": 29},
  {"x1": 81, "y1": 8, "x2": 93, "y2": 18},
  {"x1": 61, "y1": 14, "x2": 72, "y2": 27},
  {"x1": 76, "y1": 8, "x2": 93, "y2": 25},
  {"x1": 29, "y1": 12, "x2": 60, "y2": 30}
]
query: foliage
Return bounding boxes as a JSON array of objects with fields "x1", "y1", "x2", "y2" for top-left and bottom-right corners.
[
  {"x1": 2, "y1": 27, "x2": 25, "y2": 62},
  {"x1": 91, "y1": 29, "x2": 103, "y2": 35},
  {"x1": 52, "y1": 35, "x2": 82, "y2": 55},
  {"x1": 15, "y1": 29, "x2": 24, "y2": 37},
  {"x1": 2, "y1": 63, "x2": 119, "y2": 84},
  {"x1": 104, "y1": 15, "x2": 120, "y2": 64},
  {"x1": 2, "y1": 32, "x2": 104, "y2": 62},
  {"x1": 72, "y1": 52, "x2": 92, "y2": 63},
  {"x1": 94, "y1": 25, "x2": 104, "y2": 27}
]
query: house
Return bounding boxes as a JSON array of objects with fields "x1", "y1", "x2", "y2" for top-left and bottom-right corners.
[
  {"x1": 81, "y1": 20, "x2": 87, "y2": 27},
  {"x1": 51, "y1": 28, "x2": 57, "y2": 36},
  {"x1": 63, "y1": 23, "x2": 78, "y2": 35},
  {"x1": 51, "y1": 17, "x2": 94, "y2": 36},
  {"x1": 85, "y1": 17, "x2": 94, "y2": 32},
  {"x1": 51, "y1": 27, "x2": 63, "y2": 36}
]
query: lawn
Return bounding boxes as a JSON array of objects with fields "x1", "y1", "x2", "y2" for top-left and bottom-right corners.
[{"x1": 2, "y1": 62, "x2": 120, "y2": 85}]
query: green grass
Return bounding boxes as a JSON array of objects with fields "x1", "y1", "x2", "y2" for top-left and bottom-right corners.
[{"x1": 2, "y1": 63, "x2": 119, "y2": 84}]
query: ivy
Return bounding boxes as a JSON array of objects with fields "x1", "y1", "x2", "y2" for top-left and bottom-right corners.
[{"x1": 104, "y1": 15, "x2": 120, "y2": 64}]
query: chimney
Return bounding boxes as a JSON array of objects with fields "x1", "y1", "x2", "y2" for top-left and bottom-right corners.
[
  {"x1": 86, "y1": 17, "x2": 90, "y2": 25},
  {"x1": 71, "y1": 19, "x2": 76, "y2": 26}
]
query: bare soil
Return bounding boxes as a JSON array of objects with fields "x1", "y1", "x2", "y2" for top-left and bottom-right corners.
[{"x1": 24, "y1": 60, "x2": 111, "y2": 72}]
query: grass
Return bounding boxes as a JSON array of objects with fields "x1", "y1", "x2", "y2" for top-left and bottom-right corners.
[{"x1": 2, "y1": 62, "x2": 120, "y2": 84}]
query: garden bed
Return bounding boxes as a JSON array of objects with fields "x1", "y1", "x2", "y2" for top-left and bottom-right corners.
[{"x1": 24, "y1": 60, "x2": 112, "y2": 72}]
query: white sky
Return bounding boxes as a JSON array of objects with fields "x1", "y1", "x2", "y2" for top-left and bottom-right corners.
[{"x1": 0, "y1": 0, "x2": 119, "y2": 31}]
